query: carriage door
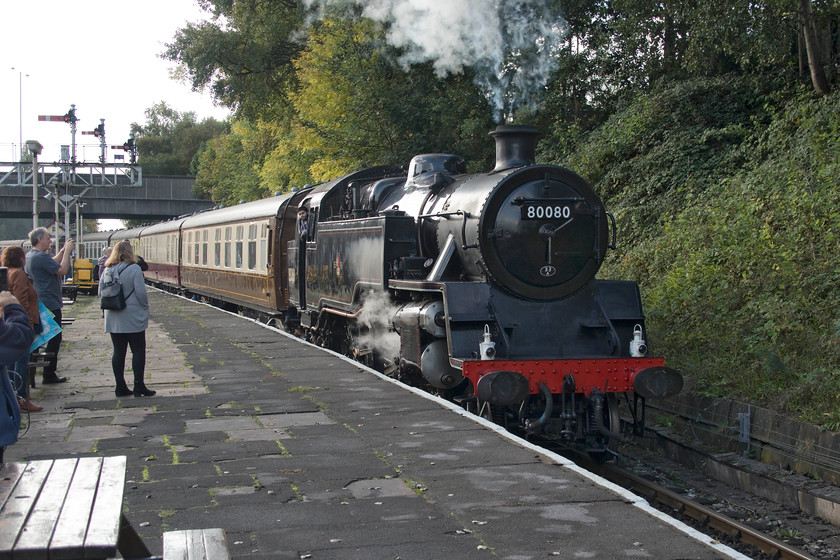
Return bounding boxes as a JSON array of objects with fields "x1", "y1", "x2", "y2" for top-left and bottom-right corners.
[{"x1": 266, "y1": 218, "x2": 277, "y2": 309}]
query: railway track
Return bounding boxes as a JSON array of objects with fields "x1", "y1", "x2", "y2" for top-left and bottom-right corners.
[{"x1": 563, "y1": 448, "x2": 820, "y2": 560}]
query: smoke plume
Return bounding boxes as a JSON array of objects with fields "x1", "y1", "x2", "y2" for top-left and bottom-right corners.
[{"x1": 304, "y1": 0, "x2": 569, "y2": 122}]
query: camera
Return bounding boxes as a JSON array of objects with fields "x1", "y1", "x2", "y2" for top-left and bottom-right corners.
[{"x1": 0, "y1": 267, "x2": 8, "y2": 292}]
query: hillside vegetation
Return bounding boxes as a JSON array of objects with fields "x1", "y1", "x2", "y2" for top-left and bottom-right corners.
[{"x1": 543, "y1": 78, "x2": 840, "y2": 428}]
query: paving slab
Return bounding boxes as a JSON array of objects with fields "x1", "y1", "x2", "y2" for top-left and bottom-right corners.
[{"x1": 4, "y1": 290, "x2": 749, "y2": 560}]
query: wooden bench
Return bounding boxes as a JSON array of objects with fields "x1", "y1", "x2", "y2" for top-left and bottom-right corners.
[
  {"x1": 0, "y1": 456, "x2": 152, "y2": 559},
  {"x1": 61, "y1": 317, "x2": 76, "y2": 326},
  {"x1": 27, "y1": 350, "x2": 55, "y2": 388},
  {"x1": 163, "y1": 528, "x2": 231, "y2": 560},
  {"x1": 61, "y1": 284, "x2": 78, "y2": 304}
]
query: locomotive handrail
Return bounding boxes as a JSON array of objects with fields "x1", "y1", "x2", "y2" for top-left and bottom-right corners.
[
  {"x1": 415, "y1": 210, "x2": 466, "y2": 219},
  {"x1": 457, "y1": 211, "x2": 476, "y2": 249},
  {"x1": 510, "y1": 195, "x2": 585, "y2": 205},
  {"x1": 606, "y1": 212, "x2": 617, "y2": 250}
]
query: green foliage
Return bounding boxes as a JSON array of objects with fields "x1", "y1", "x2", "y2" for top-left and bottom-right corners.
[
  {"x1": 540, "y1": 0, "x2": 838, "y2": 142},
  {"x1": 133, "y1": 102, "x2": 229, "y2": 176},
  {"x1": 258, "y1": 116, "x2": 317, "y2": 193},
  {"x1": 550, "y1": 78, "x2": 840, "y2": 426},
  {"x1": 163, "y1": 0, "x2": 305, "y2": 121},
  {"x1": 646, "y1": 91, "x2": 840, "y2": 425},
  {"x1": 543, "y1": 76, "x2": 769, "y2": 252},
  {"x1": 193, "y1": 120, "x2": 278, "y2": 205}
]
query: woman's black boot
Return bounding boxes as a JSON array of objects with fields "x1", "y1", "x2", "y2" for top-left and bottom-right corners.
[
  {"x1": 115, "y1": 379, "x2": 132, "y2": 397},
  {"x1": 133, "y1": 383, "x2": 156, "y2": 397}
]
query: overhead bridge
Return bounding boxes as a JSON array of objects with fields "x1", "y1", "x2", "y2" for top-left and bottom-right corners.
[{"x1": 0, "y1": 161, "x2": 213, "y2": 221}]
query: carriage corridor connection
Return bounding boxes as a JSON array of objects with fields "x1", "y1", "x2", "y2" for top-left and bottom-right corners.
[{"x1": 4, "y1": 290, "x2": 749, "y2": 559}]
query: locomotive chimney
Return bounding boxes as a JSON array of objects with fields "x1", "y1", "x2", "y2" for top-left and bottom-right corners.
[{"x1": 489, "y1": 125, "x2": 541, "y2": 172}]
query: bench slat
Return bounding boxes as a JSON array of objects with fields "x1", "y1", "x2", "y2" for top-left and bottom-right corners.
[
  {"x1": 49, "y1": 457, "x2": 103, "y2": 560},
  {"x1": 0, "y1": 462, "x2": 26, "y2": 508},
  {"x1": 0, "y1": 460, "x2": 54, "y2": 560},
  {"x1": 84, "y1": 456, "x2": 126, "y2": 555},
  {"x1": 12, "y1": 458, "x2": 79, "y2": 559},
  {"x1": 163, "y1": 528, "x2": 230, "y2": 560}
]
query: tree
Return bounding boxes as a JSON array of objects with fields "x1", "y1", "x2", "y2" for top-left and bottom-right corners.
[
  {"x1": 132, "y1": 102, "x2": 229, "y2": 176},
  {"x1": 193, "y1": 119, "x2": 278, "y2": 204},
  {"x1": 290, "y1": 16, "x2": 494, "y2": 180},
  {"x1": 799, "y1": 0, "x2": 831, "y2": 94},
  {"x1": 163, "y1": 0, "x2": 306, "y2": 121}
]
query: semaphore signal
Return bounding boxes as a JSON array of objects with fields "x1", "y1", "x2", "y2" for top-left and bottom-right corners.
[
  {"x1": 36, "y1": 105, "x2": 134, "y2": 165},
  {"x1": 110, "y1": 133, "x2": 136, "y2": 164},
  {"x1": 82, "y1": 123, "x2": 105, "y2": 137},
  {"x1": 38, "y1": 106, "x2": 77, "y2": 124}
]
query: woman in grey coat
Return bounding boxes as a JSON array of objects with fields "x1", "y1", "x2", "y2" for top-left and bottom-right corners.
[{"x1": 99, "y1": 240, "x2": 156, "y2": 397}]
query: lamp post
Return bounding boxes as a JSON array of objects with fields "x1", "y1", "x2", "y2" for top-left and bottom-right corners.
[
  {"x1": 25, "y1": 140, "x2": 43, "y2": 229},
  {"x1": 11, "y1": 67, "x2": 28, "y2": 160}
]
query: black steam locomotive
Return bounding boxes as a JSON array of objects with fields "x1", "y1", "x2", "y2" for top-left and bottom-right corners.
[{"x1": 79, "y1": 125, "x2": 683, "y2": 454}]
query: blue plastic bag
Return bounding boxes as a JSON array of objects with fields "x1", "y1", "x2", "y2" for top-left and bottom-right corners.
[{"x1": 29, "y1": 301, "x2": 62, "y2": 353}]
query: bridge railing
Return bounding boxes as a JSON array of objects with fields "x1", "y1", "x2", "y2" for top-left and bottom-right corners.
[{"x1": 0, "y1": 162, "x2": 142, "y2": 188}]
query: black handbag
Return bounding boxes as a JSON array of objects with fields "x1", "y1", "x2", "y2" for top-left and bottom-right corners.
[{"x1": 100, "y1": 266, "x2": 126, "y2": 310}]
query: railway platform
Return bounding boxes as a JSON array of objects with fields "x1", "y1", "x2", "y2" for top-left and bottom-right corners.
[{"x1": 4, "y1": 290, "x2": 750, "y2": 559}]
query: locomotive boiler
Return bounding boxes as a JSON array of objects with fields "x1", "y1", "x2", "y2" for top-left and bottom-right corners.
[{"x1": 289, "y1": 125, "x2": 682, "y2": 453}]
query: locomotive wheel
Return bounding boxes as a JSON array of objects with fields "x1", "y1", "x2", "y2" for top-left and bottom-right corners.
[
  {"x1": 588, "y1": 393, "x2": 620, "y2": 461},
  {"x1": 479, "y1": 402, "x2": 508, "y2": 429},
  {"x1": 603, "y1": 393, "x2": 620, "y2": 453}
]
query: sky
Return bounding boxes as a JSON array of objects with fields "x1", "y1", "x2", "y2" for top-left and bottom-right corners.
[{"x1": 1, "y1": 0, "x2": 231, "y2": 165}]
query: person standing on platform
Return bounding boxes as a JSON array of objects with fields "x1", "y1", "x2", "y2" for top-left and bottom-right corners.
[
  {"x1": 95, "y1": 247, "x2": 111, "y2": 280},
  {"x1": 97, "y1": 246, "x2": 112, "y2": 279},
  {"x1": 99, "y1": 240, "x2": 156, "y2": 398},
  {"x1": 25, "y1": 228, "x2": 73, "y2": 384},
  {"x1": 0, "y1": 291, "x2": 34, "y2": 461},
  {"x1": 1, "y1": 247, "x2": 43, "y2": 412}
]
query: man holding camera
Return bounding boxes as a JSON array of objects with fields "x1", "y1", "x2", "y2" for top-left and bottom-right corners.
[{"x1": 25, "y1": 228, "x2": 74, "y2": 384}]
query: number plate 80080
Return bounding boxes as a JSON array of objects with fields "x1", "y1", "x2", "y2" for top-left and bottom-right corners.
[{"x1": 520, "y1": 203, "x2": 571, "y2": 220}]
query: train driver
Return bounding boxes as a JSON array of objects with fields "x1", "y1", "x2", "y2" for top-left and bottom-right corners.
[{"x1": 297, "y1": 207, "x2": 309, "y2": 242}]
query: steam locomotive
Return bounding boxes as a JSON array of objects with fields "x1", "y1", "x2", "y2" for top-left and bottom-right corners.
[{"x1": 79, "y1": 125, "x2": 683, "y2": 454}]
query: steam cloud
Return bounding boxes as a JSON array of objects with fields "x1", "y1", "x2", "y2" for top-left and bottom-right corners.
[
  {"x1": 304, "y1": 0, "x2": 569, "y2": 122},
  {"x1": 356, "y1": 288, "x2": 402, "y2": 369}
]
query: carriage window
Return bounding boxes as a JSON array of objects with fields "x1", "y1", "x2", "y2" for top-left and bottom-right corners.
[
  {"x1": 202, "y1": 230, "x2": 208, "y2": 266},
  {"x1": 235, "y1": 225, "x2": 244, "y2": 269},
  {"x1": 247, "y1": 224, "x2": 257, "y2": 270},
  {"x1": 215, "y1": 229, "x2": 221, "y2": 266},
  {"x1": 224, "y1": 227, "x2": 232, "y2": 267},
  {"x1": 194, "y1": 232, "x2": 200, "y2": 265}
]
